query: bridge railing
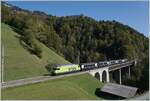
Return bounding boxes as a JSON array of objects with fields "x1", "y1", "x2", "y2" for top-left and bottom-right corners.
[{"x1": 108, "y1": 60, "x2": 135, "y2": 71}]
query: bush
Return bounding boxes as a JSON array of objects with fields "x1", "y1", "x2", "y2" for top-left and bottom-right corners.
[
  {"x1": 32, "y1": 43, "x2": 42, "y2": 58},
  {"x1": 22, "y1": 29, "x2": 42, "y2": 58}
]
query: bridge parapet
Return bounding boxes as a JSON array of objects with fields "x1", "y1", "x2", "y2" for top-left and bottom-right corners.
[{"x1": 109, "y1": 60, "x2": 135, "y2": 71}]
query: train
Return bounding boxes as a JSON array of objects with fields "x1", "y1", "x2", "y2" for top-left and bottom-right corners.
[{"x1": 50, "y1": 59, "x2": 128, "y2": 75}]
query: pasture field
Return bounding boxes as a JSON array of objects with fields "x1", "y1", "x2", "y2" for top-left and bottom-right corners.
[
  {"x1": 2, "y1": 23, "x2": 70, "y2": 81},
  {"x1": 2, "y1": 73, "x2": 103, "y2": 100}
]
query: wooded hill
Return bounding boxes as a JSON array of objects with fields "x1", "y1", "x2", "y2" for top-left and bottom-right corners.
[
  {"x1": 1, "y1": 2, "x2": 149, "y2": 92},
  {"x1": 2, "y1": 2, "x2": 148, "y2": 63}
]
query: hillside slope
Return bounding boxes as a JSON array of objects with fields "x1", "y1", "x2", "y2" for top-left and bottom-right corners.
[
  {"x1": 2, "y1": 23, "x2": 70, "y2": 81},
  {"x1": 2, "y1": 73, "x2": 103, "y2": 100}
]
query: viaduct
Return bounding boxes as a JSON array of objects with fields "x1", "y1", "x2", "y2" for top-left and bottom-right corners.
[{"x1": 88, "y1": 60, "x2": 137, "y2": 84}]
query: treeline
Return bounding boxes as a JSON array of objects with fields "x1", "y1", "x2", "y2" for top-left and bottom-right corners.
[
  {"x1": 1, "y1": 2, "x2": 149, "y2": 92},
  {"x1": 2, "y1": 2, "x2": 148, "y2": 62}
]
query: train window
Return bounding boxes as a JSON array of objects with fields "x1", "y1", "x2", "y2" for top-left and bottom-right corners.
[{"x1": 53, "y1": 68, "x2": 60, "y2": 70}]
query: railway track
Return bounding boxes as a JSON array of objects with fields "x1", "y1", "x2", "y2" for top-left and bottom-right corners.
[{"x1": 1, "y1": 71, "x2": 88, "y2": 89}]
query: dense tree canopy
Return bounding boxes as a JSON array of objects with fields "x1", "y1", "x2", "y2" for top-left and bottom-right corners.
[{"x1": 2, "y1": 2, "x2": 148, "y2": 63}]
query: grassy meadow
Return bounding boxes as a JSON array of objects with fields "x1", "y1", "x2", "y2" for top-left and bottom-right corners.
[{"x1": 2, "y1": 73, "x2": 104, "y2": 100}]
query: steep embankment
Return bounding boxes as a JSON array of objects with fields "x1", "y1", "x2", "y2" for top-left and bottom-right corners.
[{"x1": 2, "y1": 23, "x2": 70, "y2": 81}]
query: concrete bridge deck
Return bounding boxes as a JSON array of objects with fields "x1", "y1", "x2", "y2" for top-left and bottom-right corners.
[{"x1": 108, "y1": 60, "x2": 135, "y2": 71}]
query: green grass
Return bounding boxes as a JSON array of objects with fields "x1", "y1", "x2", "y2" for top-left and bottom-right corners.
[
  {"x1": 2, "y1": 23, "x2": 70, "y2": 81},
  {"x1": 2, "y1": 73, "x2": 104, "y2": 100}
]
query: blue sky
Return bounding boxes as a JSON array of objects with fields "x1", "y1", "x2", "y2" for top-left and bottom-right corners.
[{"x1": 7, "y1": 1, "x2": 149, "y2": 37}]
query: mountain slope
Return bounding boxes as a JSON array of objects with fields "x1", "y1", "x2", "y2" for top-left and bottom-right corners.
[{"x1": 2, "y1": 23, "x2": 70, "y2": 81}]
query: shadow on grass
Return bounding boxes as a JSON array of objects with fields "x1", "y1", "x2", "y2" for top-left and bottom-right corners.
[
  {"x1": 43, "y1": 74, "x2": 51, "y2": 76},
  {"x1": 95, "y1": 88, "x2": 125, "y2": 100}
]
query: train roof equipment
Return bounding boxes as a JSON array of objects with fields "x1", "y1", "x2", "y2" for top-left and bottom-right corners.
[
  {"x1": 81, "y1": 62, "x2": 97, "y2": 65},
  {"x1": 55, "y1": 64, "x2": 79, "y2": 68}
]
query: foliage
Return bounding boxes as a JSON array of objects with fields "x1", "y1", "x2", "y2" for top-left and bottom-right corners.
[
  {"x1": 21, "y1": 29, "x2": 42, "y2": 58},
  {"x1": 123, "y1": 56, "x2": 149, "y2": 93}
]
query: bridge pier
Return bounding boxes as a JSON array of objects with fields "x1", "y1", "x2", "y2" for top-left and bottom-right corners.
[
  {"x1": 88, "y1": 67, "x2": 109, "y2": 83},
  {"x1": 128, "y1": 66, "x2": 131, "y2": 78},
  {"x1": 100, "y1": 73, "x2": 102, "y2": 81},
  {"x1": 107, "y1": 70, "x2": 110, "y2": 82},
  {"x1": 119, "y1": 69, "x2": 122, "y2": 84}
]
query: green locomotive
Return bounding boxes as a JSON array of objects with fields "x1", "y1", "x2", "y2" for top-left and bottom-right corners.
[{"x1": 50, "y1": 64, "x2": 81, "y2": 75}]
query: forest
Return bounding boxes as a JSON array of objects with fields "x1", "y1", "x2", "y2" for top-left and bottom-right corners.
[{"x1": 1, "y1": 2, "x2": 149, "y2": 93}]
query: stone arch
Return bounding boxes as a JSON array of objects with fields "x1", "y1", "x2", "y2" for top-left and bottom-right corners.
[
  {"x1": 95, "y1": 72, "x2": 100, "y2": 80},
  {"x1": 102, "y1": 70, "x2": 107, "y2": 83}
]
